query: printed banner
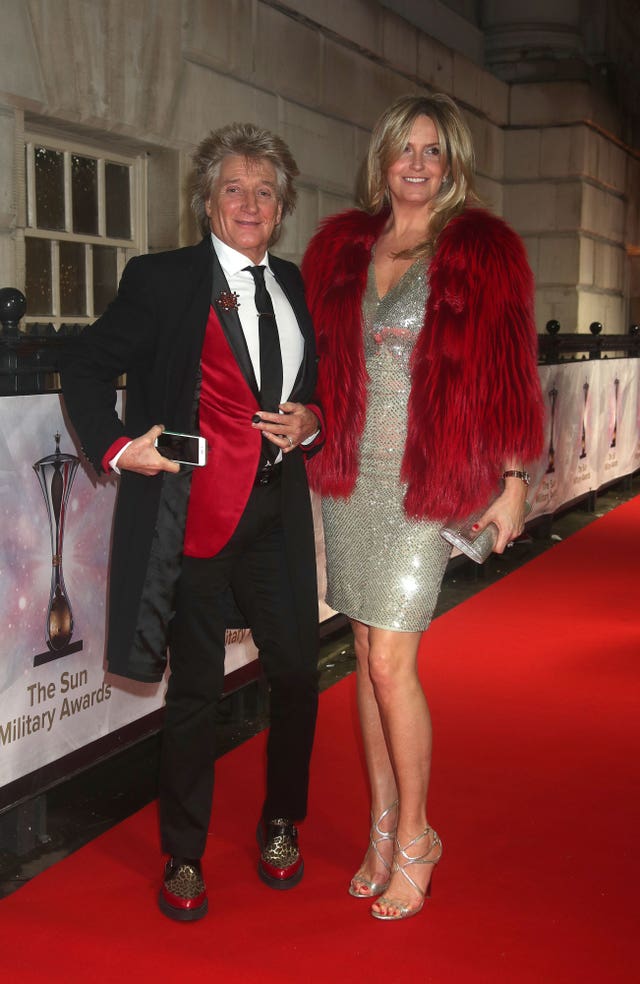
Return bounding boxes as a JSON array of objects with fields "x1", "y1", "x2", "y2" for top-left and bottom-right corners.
[
  {"x1": 2, "y1": 359, "x2": 638, "y2": 795},
  {"x1": 0, "y1": 394, "x2": 256, "y2": 793},
  {"x1": 530, "y1": 359, "x2": 640, "y2": 517},
  {"x1": 593, "y1": 359, "x2": 640, "y2": 486}
]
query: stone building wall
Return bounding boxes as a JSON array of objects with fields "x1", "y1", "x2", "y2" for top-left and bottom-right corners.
[
  {"x1": 0, "y1": 0, "x2": 638, "y2": 332},
  {"x1": 505, "y1": 88, "x2": 631, "y2": 332}
]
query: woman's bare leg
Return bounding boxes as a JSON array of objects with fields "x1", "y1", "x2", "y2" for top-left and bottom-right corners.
[
  {"x1": 349, "y1": 619, "x2": 398, "y2": 895},
  {"x1": 348, "y1": 623, "x2": 440, "y2": 912},
  {"x1": 365, "y1": 626, "x2": 440, "y2": 916}
]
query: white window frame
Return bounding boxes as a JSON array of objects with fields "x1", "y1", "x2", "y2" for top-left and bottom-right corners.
[{"x1": 23, "y1": 132, "x2": 147, "y2": 330}]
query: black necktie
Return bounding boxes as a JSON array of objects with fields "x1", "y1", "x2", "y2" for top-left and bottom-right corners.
[{"x1": 246, "y1": 265, "x2": 283, "y2": 464}]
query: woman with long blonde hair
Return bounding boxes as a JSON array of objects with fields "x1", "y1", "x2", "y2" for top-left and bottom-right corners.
[{"x1": 303, "y1": 93, "x2": 544, "y2": 921}]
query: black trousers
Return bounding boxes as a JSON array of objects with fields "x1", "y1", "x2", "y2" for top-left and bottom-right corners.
[{"x1": 159, "y1": 476, "x2": 319, "y2": 859}]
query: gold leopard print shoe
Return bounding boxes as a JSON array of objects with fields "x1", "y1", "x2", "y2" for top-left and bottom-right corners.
[
  {"x1": 257, "y1": 818, "x2": 304, "y2": 890},
  {"x1": 158, "y1": 857, "x2": 208, "y2": 921}
]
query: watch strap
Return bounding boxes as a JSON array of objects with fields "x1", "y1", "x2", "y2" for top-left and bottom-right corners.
[{"x1": 502, "y1": 469, "x2": 530, "y2": 485}]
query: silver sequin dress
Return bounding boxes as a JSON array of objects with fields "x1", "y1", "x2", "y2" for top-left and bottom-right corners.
[{"x1": 322, "y1": 258, "x2": 452, "y2": 631}]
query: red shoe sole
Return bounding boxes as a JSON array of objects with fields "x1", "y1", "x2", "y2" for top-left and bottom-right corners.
[
  {"x1": 158, "y1": 889, "x2": 209, "y2": 922},
  {"x1": 258, "y1": 857, "x2": 304, "y2": 891}
]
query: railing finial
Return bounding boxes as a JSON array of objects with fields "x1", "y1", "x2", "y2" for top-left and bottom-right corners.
[{"x1": 0, "y1": 288, "x2": 27, "y2": 335}]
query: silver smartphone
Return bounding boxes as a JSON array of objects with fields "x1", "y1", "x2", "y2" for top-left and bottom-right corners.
[{"x1": 154, "y1": 431, "x2": 208, "y2": 466}]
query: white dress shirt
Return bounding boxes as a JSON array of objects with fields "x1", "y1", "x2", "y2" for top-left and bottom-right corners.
[
  {"x1": 110, "y1": 235, "x2": 310, "y2": 472},
  {"x1": 212, "y1": 233, "x2": 304, "y2": 401}
]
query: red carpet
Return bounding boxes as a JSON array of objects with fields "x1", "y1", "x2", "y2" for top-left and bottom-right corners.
[{"x1": 2, "y1": 498, "x2": 639, "y2": 983}]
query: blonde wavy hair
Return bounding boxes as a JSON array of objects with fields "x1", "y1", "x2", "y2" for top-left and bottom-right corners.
[
  {"x1": 358, "y1": 92, "x2": 481, "y2": 258},
  {"x1": 190, "y1": 122, "x2": 299, "y2": 245}
]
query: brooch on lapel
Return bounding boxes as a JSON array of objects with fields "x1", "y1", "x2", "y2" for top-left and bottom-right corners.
[{"x1": 215, "y1": 290, "x2": 240, "y2": 312}]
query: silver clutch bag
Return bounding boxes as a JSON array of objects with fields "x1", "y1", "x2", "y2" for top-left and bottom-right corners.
[
  {"x1": 440, "y1": 502, "x2": 531, "y2": 564},
  {"x1": 440, "y1": 521, "x2": 498, "y2": 564}
]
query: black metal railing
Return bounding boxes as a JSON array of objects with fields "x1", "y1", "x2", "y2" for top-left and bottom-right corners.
[
  {"x1": 0, "y1": 288, "x2": 83, "y2": 396},
  {"x1": 2, "y1": 288, "x2": 640, "y2": 396},
  {"x1": 538, "y1": 319, "x2": 640, "y2": 363}
]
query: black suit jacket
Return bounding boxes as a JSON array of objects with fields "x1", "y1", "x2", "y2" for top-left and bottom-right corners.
[{"x1": 62, "y1": 237, "x2": 322, "y2": 681}]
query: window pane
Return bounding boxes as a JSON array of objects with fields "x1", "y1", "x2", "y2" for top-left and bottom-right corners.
[
  {"x1": 93, "y1": 245, "x2": 117, "y2": 314},
  {"x1": 35, "y1": 147, "x2": 65, "y2": 231},
  {"x1": 60, "y1": 241, "x2": 86, "y2": 316},
  {"x1": 105, "y1": 162, "x2": 131, "y2": 239},
  {"x1": 72, "y1": 155, "x2": 98, "y2": 235},
  {"x1": 25, "y1": 237, "x2": 53, "y2": 315}
]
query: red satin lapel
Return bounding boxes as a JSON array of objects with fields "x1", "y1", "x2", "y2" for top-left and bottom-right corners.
[{"x1": 183, "y1": 306, "x2": 261, "y2": 558}]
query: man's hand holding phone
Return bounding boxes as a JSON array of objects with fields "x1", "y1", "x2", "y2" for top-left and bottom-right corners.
[
  {"x1": 118, "y1": 425, "x2": 182, "y2": 476},
  {"x1": 154, "y1": 430, "x2": 208, "y2": 466}
]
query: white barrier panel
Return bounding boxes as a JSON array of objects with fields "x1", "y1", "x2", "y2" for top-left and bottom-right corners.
[
  {"x1": 530, "y1": 359, "x2": 639, "y2": 517},
  {"x1": 0, "y1": 393, "x2": 257, "y2": 793},
  {"x1": 1, "y1": 359, "x2": 638, "y2": 795}
]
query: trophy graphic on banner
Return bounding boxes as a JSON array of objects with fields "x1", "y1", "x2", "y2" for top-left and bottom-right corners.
[
  {"x1": 32, "y1": 433, "x2": 83, "y2": 666},
  {"x1": 611, "y1": 377, "x2": 620, "y2": 449},
  {"x1": 546, "y1": 385, "x2": 558, "y2": 474},
  {"x1": 579, "y1": 382, "x2": 589, "y2": 460}
]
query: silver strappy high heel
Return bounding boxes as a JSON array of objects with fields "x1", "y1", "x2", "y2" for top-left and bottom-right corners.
[
  {"x1": 348, "y1": 800, "x2": 398, "y2": 898},
  {"x1": 371, "y1": 825, "x2": 443, "y2": 920}
]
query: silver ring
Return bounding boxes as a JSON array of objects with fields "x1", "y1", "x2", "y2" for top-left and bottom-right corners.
[{"x1": 287, "y1": 436, "x2": 294, "y2": 448}]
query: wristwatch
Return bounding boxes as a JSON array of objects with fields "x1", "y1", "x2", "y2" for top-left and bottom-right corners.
[{"x1": 502, "y1": 469, "x2": 530, "y2": 485}]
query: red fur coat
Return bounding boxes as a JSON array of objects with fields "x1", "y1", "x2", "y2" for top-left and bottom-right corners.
[{"x1": 301, "y1": 207, "x2": 545, "y2": 521}]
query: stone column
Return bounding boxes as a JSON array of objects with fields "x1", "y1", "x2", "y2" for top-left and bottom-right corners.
[
  {"x1": 0, "y1": 105, "x2": 22, "y2": 291},
  {"x1": 485, "y1": 1, "x2": 631, "y2": 333},
  {"x1": 503, "y1": 101, "x2": 628, "y2": 333},
  {"x1": 482, "y1": 0, "x2": 586, "y2": 82}
]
